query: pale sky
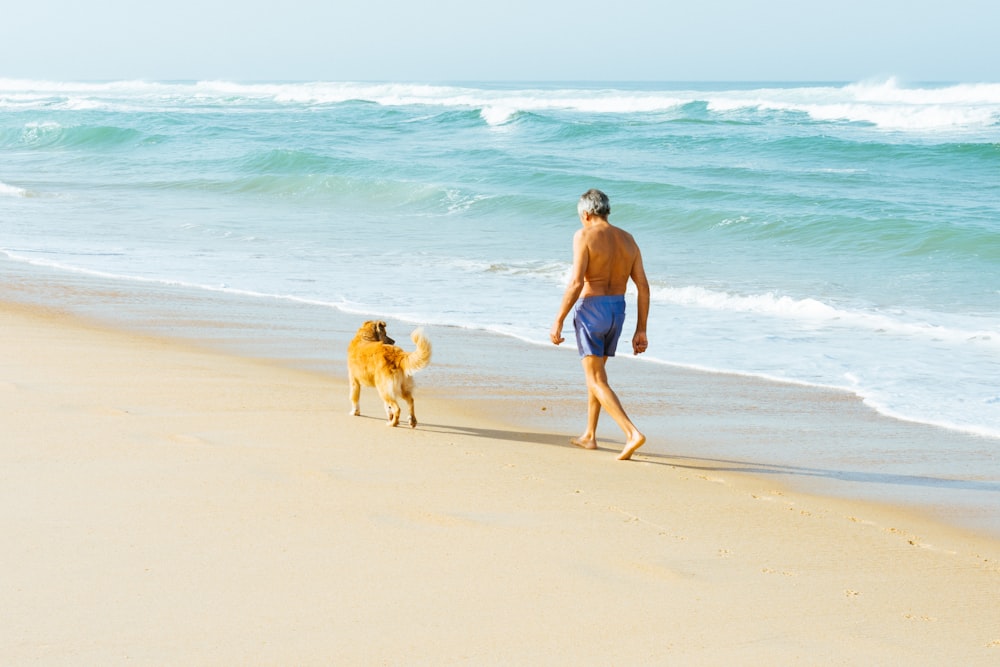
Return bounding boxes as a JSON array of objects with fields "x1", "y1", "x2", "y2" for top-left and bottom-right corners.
[{"x1": 1, "y1": 0, "x2": 996, "y2": 82}]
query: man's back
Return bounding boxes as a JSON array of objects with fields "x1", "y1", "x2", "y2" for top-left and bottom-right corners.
[{"x1": 579, "y1": 222, "x2": 639, "y2": 297}]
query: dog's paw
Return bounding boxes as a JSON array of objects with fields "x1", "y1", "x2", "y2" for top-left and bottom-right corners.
[
  {"x1": 350, "y1": 407, "x2": 360, "y2": 416},
  {"x1": 408, "y1": 415, "x2": 417, "y2": 428}
]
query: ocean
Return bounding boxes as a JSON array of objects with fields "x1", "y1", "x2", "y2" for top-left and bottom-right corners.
[{"x1": 2, "y1": 79, "x2": 999, "y2": 529}]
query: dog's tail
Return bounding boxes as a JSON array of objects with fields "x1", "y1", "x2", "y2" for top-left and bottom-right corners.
[{"x1": 401, "y1": 328, "x2": 432, "y2": 375}]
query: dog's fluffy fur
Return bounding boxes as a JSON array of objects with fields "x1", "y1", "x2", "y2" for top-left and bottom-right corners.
[{"x1": 347, "y1": 320, "x2": 432, "y2": 428}]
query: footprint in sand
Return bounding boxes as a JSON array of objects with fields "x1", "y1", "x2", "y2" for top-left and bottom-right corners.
[
  {"x1": 903, "y1": 613, "x2": 936, "y2": 622},
  {"x1": 697, "y1": 474, "x2": 727, "y2": 485}
]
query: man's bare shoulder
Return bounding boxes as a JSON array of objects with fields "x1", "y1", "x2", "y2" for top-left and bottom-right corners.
[
  {"x1": 601, "y1": 225, "x2": 638, "y2": 254},
  {"x1": 613, "y1": 225, "x2": 638, "y2": 245}
]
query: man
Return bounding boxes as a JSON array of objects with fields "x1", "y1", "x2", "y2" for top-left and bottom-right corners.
[{"x1": 550, "y1": 189, "x2": 650, "y2": 460}]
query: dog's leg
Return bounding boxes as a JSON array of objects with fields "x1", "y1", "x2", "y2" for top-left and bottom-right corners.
[
  {"x1": 384, "y1": 400, "x2": 400, "y2": 427},
  {"x1": 348, "y1": 374, "x2": 361, "y2": 416},
  {"x1": 377, "y1": 382, "x2": 401, "y2": 427},
  {"x1": 401, "y1": 377, "x2": 417, "y2": 428}
]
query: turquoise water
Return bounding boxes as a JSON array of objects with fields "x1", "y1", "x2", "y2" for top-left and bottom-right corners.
[
  {"x1": 3, "y1": 79, "x2": 998, "y2": 439},
  {"x1": 1, "y1": 79, "x2": 998, "y2": 438}
]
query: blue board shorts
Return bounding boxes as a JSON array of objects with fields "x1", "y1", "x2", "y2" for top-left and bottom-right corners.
[{"x1": 573, "y1": 295, "x2": 626, "y2": 358}]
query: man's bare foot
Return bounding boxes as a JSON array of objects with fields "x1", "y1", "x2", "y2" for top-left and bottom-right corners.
[
  {"x1": 570, "y1": 436, "x2": 598, "y2": 450},
  {"x1": 617, "y1": 433, "x2": 646, "y2": 460}
]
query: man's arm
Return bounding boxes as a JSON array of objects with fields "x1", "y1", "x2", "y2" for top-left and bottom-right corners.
[
  {"x1": 550, "y1": 230, "x2": 588, "y2": 345},
  {"x1": 630, "y1": 247, "x2": 650, "y2": 355}
]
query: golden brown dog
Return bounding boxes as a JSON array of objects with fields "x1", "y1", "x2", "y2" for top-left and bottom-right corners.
[{"x1": 347, "y1": 320, "x2": 432, "y2": 427}]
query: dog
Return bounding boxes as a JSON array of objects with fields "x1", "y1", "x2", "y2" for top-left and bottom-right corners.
[{"x1": 347, "y1": 320, "x2": 432, "y2": 428}]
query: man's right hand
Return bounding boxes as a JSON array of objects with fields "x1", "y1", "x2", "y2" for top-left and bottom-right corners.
[{"x1": 632, "y1": 331, "x2": 648, "y2": 355}]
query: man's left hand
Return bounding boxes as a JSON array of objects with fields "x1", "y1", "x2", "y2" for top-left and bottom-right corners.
[{"x1": 550, "y1": 323, "x2": 565, "y2": 345}]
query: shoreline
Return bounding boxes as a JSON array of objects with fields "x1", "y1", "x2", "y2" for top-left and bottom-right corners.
[
  {"x1": 3, "y1": 256, "x2": 999, "y2": 539},
  {"x1": 4, "y1": 298, "x2": 1000, "y2": 663}
]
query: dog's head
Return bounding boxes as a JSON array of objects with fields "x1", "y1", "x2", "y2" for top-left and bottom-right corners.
[{"x1": 358, "y1": 320, "x2": 395, "y2": 345}]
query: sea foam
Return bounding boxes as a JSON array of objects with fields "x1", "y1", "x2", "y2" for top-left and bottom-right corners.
[
  {"x1": 0, "y1": 181, "x2": 28, "y2": 197},
  {"x1": 4, "y1": 78, "x2": 997, "y2": 134}
]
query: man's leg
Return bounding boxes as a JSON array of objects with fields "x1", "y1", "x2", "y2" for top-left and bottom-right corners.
[
  {"x1": 570, "y1": 380, "x2": 602, "y2": 449},
  {"x1": 580, "y1": 355, "x2": 646, "y2": 460}
]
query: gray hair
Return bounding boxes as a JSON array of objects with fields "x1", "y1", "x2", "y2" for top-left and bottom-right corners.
[{"x1": 577, "y1": 188, "x2": 611, "y2": 218}]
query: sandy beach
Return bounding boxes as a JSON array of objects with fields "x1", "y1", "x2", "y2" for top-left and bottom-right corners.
[{"x1": 2, "y1": 299, "x2": 999, "y2": 665}]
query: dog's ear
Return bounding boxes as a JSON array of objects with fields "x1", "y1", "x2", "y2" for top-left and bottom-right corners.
[
  {"x1": 377, "y1": 321, "x2": 395, "y2": 345},
  {"x1": 361, "y1": 321, "x2": 394, "y2": 344},
  {"x1": 361, "y1": 321, "x2": 381, "y2": 342}
]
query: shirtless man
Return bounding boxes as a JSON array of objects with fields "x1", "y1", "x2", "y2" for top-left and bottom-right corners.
[{"x1": 550, "y1": 189, "x2": 650, "y2": 460}]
